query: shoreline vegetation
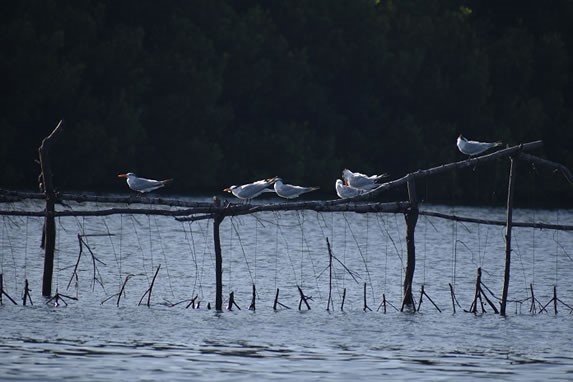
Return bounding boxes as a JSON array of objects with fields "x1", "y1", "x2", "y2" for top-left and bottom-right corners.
[{"x1": 2, "y1": 1, "x2": 573, "y2": 206}]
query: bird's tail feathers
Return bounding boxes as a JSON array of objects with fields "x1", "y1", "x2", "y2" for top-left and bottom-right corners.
[
  {"x1": 493, "y1": 141, "x2": 503, "y2": 147},
  {"x1": 161, "y1": 178, "x2": 174, "y2": 185}
]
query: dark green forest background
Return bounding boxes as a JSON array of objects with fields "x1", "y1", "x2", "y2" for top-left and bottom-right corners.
[{"x1": 2, "y1": 0, "x2": 573, "y2": 206}]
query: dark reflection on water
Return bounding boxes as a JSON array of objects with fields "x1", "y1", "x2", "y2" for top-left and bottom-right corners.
[{"x1": 1, "y1": 202, "x2": 573, "y2": 380}]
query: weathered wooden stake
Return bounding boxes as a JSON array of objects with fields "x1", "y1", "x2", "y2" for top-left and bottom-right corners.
[
  {"x1": 418, "y1": 285, "x2": 442, "y2": 313},
  {"x1": 449, "y1": 283, "x2": 456, "y2": 313},
  {"x1": 529, "y1": 284, "x2": 537, "y2": 314},
  {"x1": 298, "y1": 286, "x2": 311, "y2": 310},
  {"x1": 273, "y1": 288, "x2": 280, "y2": 310},
  {"x1": 363, "y1": 283, "x2": 372, "y2": 311},
  {"x1": 470, "y1": 267, "x2": 483, "y2": 314},
  {"x1": 138, "y1": 264, "x2": 161, "y2": 307},
  {"x1": 272, "y1": 288, "x2": 290, "y2": 310},
  {"x1": 40, "y1": 120, "x2": 64, "y2": 297},
  {"x1": 116, "y1": 275, "x2": 132, "y2": 307},
  {"x1": 500, "y1": 157, "x2": 518, "y2": 316},
  {"x1": 227, "y1": 291, "x2": 241, "y2": 310},
  {"x1": 249, "y1": 284, "x2": 256, "y2": 311},
  {"x1": 326, "y1": 238, "x2": 333, "y2": 311},
  {"x1": 185, "y1": 295, "x2": 198, "y2": 309},
  {"x1": 0, "y1": 273, "x2": 17, "y2": 305},
  {"x1": 213, "y1": 211, "x2": 224, "y2": 311},
  {"x1": 418, "y1": 285, "x2": 425, "y2": 311},
  {"x1": 377, "y1": 293, "x2": 387, "y2": 313},
  {"x1": 23, "y1": 279, "x2": 33, "y2": 306},
  {"x1": 341, "y1": 288, "x2": 346, "y2": 311},
  {"x1": 553, "y1": 285, "x2": 558, "y2": 314},
  {"x1": 401, "y1": 175, "x2": 418, "y2": 310}
]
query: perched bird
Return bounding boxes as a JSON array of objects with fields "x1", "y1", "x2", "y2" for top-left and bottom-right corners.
[
  {"x1": 118, "y1": 172, "x2": 173, "y2": 193},
  {"x1": 224, "y1": 177, "x2": 278, "y2": 201},
  {"x1": 273, "y1": 178, "x2": 319, "y2": 199},
  {"x1": 342, "y1": 168, "x2": 388, "y2": 190},
  {"x1": 457, "y1": 135, "x2": 502, "y2": 157},
  {"x1": 335, "y1": 179, "x2": 368, "y2": 199}
]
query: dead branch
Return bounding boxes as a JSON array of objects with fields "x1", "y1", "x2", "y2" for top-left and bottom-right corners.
[
  {"x1": 0, "y1": 274, "x2": 18, "y2": 305},
  {"x1": 326, "y1": 141, "x2": 544, "y2": 204},
  {"x1": 46, "y1": 289, "x2": 78, "y2": 306},
  {"x1": 518, "y1": 152, "x2": 573, "y2": 186},
  {"x1": 297, "y1": 286, "x2": 312, "y2": 310},
  {"x1": 273, "y1": 288, "x2": 290, "y2": 310},
  {"x1": 138, "y1": 265, "x2": 161, "y2": 307},
  {"x1": 363, "y1": 282, "x2": 372, "y2": 312},
  {"x1": 249, "y1": 284, "x2": 256, "y2": 311},
  {"x1": 227, "y1": 291, "x2": 241, "y2": 311},
  {"x1": 417, "y1": 285, "x2": 441, "y2": 312},
  {"x1": 67, "y1": 234, "x2": 106, "y2": 292},
  {"x1": 22, "y1": 279, "x2": 33, "y2": 306}
]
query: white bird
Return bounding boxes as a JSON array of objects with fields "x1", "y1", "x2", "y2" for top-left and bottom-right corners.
[
  {"x1": 342, "y1": 168, "x2": 388, "y2": 190},
  {"x1": 457, "y1": 135, "x2": 502, "y2": 156},
  {"x1": 273, "y1": 178, "x2": 319, "y2": 199},
  {"x1": 118, "y1": 172, "x2": 173, "y2": 193},
  {"x1": 335, "y1": 179, "x2": 368, "y2": 199},
  {"x1": 224, "y1": 177, "x2": 278, "y2": 201}
]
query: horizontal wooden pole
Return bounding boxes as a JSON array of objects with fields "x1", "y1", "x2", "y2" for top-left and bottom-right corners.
[
  {"x1": 0, "y1": 201, "x2": 411, "y2": 218},
  {"x1": 420, "y1": 210, "x2": 573, "y2": 231},
  {"x1": 0, "y1": 189, "x2": 214, "y2": 208},
  {"x1": 324, "y1": 140, "x2": 544, "y2": 205},
  {"x1": 176, "y1": 201, "x2": 411, "y2": 222}
]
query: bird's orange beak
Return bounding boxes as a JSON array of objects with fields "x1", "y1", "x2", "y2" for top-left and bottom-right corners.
[
  {"x1": 118, "y1": 173, "x2": 128, "y2": 178},
  {"x1": 223, "y1": 188, "x2": 231, "y2": 193}
]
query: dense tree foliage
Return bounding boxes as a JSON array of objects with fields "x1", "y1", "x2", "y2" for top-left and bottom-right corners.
[{"x1": 1, "y1": 0, "x2": 572, "y2": 205}]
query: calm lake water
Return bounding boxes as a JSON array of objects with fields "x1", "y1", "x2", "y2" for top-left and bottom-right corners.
[{"x1": 1, "y1": 198, "x2": 572, "y2": 381}]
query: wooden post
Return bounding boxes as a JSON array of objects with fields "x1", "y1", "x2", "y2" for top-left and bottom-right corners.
[
  {"x1": 227, "y1": 291, "x2": 241, "y2": 311},
  {"x1": 138, "y1": 264, "x2": 161, "y2": 306},
  {"x1": 39, "y1": 120, "x2": 64, "y2": 297},
  {"x1": 417, "y1": 284, "x2": 425, "y2": 311},
  {"x1": 297, "y1": 286, "x2": 311, "y2": 310},
  {"x1": 213, "y1": 212, "x2": 224, "y2": 311},
  {"x1": 249, "y1": 284, "x2": 256, "y2": 311},
  {"x1": 23, "y1": 279, "x2": 33, "y2": 306},
  {"x1": 326, "y1": 238, "x2": 333, "y2": 311},
  {"x1": 553, "y1": 285, "x2": 558, "y2": 314},
  {"x1": 380, "y1": 293, "x2": 387, "y2": 313},
  {"x1": 470, "y1": 267, "x2": 483, "y2": 314},
  {"x1": 363, "y1": 282, "x2": 372, "y2": 311},
  {"x1": 401, "y1": 175, "x2": 418, "y2": 310},
  {"x1": 273, "y1": 288, "x2": 280, "y2": 310},
  {"x1": 449, "y1": 283, "x2": 456, "y2": 313},
  {"x1": 500, "y1": 157, "x2": 518, "y2": 316},
  {"x1": 529, "y1": 284, "x2": 536, "y2": 314}
]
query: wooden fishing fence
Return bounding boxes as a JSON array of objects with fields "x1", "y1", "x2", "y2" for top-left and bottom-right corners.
[{"x1": 1, "y1": 120, "x2": 573, "y2": 314}]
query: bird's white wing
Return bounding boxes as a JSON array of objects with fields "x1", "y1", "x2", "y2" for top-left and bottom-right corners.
[
  {"x1": 275, "y1": 181, "x2": 319, "y2": 199},
  {"x1": 457, "y1": 136, "x2": 502, "y2": 156}
]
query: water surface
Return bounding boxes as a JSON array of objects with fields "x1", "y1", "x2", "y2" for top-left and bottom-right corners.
[{"x1": 1, "y1": 200, "x2": 572, "y2": 380}]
